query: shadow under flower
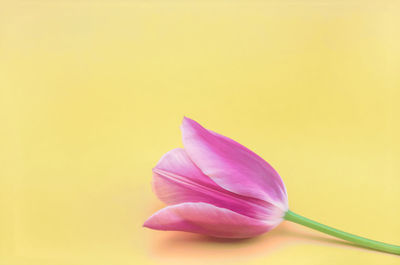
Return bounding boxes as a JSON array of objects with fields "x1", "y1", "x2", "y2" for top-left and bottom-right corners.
[{"x1": 148, "y1": 221, "x2": 385, "y2": 261}]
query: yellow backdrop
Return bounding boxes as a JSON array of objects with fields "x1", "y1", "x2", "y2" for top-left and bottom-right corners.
[{"x1": 1, "y1": 1, "x2": 399, "y2": 264}]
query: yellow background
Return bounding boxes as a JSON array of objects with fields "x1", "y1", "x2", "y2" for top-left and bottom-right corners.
[{"x1": 1, "y1": 1, "x2": 399, "y2": 264}]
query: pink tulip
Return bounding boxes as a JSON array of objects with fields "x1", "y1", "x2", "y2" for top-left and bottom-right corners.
[
  {"x1": 143, "y1": 117, "x2": 288, "y2": 238},
  {"x1": 144, "y1": 118, "x2": 400, "y2": 255}
]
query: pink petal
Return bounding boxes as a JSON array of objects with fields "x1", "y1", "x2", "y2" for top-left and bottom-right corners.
[
  {"x1": 153, "y1": 148, "x2": 282, "y2": 220},
  {"x1": 181, "y1": 117, "x2": 288, "y2": 210},
  {"x1": 143, "y1": 202, "x2": 278, "y2": 238},
  {"x1": 154, "y1": 148, "x2": 218, "y2": 191}
]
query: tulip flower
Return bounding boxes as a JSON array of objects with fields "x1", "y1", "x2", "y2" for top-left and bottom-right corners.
[{"x1": 144, "y1": 117, "x2": 400, "y2": 255}]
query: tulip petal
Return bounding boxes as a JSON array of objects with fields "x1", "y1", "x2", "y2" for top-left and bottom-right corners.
[
  {"x1": 143, "y1": 202, "x2": 277, "y2": 238},
  {"x1": 154, "y1": 148, "x2": 218, "y2": 191},
  {"x1": 181, "y1": 117, "x2": 288, "y2": 210},
  {"x1": 153, "y1": 148, "x2": 282, "y2": 220}
]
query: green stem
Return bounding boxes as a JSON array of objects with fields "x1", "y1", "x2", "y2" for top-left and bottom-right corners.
[{"x1": 284, "y1": 210, "x2": 400, "y2": 255}]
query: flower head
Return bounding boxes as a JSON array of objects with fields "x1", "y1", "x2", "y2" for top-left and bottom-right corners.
[{"x1": 143, "y1": 117, "x2": 288, "y2": 238}]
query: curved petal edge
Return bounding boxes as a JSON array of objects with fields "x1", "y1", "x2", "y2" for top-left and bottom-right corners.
[
  {"x1": 180, "y1": 117, "x2": 288, "y2": 210},
  {"x1": 143, "y1": 202, "x2": 280, "y2": 238}
]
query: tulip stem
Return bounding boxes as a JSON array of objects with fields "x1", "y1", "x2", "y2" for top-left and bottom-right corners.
[{"x1": 284, "y1": 210, "x2": 400, "y2": 255}]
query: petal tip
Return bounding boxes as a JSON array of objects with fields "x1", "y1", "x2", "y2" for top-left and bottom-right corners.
[
  {"x1": 143, "y1": 215, "x2": 158, "y2": 230},
  {"x1": 142, "y1": 219, "x2": 151, "y2": 228},
  {"x1": 180, "y1": 117, "x2": 206, "y2": 141},
  {"x1": 181, "y1": 116, "x2": 202, "y2": 129},
  {"x1": 182, "y1": 116, "x2": 192, "y2": 121},
  {"x1": 181, "y1": 116, "x2": 194, "y2": 129},
  {"x1": 181, "y1": 116, "x2": 190, "y2": 124}
]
